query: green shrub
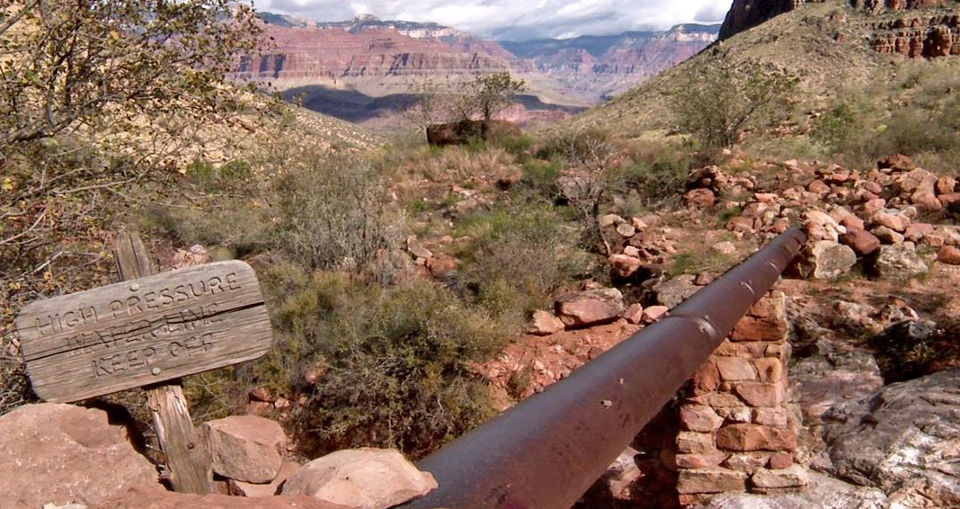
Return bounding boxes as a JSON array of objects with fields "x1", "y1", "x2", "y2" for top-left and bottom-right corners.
[
  {"x1": 499, "y1": 132, "x2": 534, "y2": 156},
  {"x1": 255, "y1": 265, "x2": 506, "y2": 458},
  {"x1": 670, "y1": 58, "x2": 798, "y2": 149},
  {"x1": 456, "y1": 202, "x2": 588, "y2": 327},
  {"x1": 274, "y1": 156, "x2": 405, "y2": 277}
]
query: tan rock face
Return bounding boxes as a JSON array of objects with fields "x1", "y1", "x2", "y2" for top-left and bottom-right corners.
[
  {"x1": 281, "y1": 448, "x2": 437, "y2": 509},
  {"x1": 203, "y1": 415, "x2": 287, "y2": 484},
  {"x1": 0, "y1": 403, "x2": 161, "y2": 508}
]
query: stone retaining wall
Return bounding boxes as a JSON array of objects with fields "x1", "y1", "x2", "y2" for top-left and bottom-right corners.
[{"x1": 675, "y1": 290, "x2": 808, "y2": 505}]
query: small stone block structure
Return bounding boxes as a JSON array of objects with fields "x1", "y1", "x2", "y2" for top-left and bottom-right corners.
[{"x1": 675, "y1": 291, "x2": 808, "y2": 505}]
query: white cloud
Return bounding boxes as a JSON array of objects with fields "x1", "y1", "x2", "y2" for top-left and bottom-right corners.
[{"x1": 257, "y1": 0, "x2": 732, "y2": 40}]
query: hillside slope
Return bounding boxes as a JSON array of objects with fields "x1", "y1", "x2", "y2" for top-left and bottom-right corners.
[{"x1": 566, "y1": 1, "x2": 889, "y2": 138}]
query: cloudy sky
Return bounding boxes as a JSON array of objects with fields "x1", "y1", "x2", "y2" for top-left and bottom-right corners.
[{"x1": 256, "y1": 0, "x2": 732, "y2": 40}]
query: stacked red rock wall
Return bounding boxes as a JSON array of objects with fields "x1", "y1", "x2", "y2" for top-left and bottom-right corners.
[{"x1": 674, "y1": 291, "x2": 808, "y2": 505}]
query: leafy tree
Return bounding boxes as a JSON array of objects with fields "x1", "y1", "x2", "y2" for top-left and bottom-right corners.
[
  {"x1": 455, "y1": 72, "x2": 526, "y2": 139},
  {"x1": 0, "y1": 0, "x2": 262, "y2": 150},
  {"x1": 671, "y1": 58, "x2": 797, "y2": 149}
]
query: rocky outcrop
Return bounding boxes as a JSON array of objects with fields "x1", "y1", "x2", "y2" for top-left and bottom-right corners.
[
  {"x1": 821, "y1": 368, "x2": 960, "y2": 507},
  {"x1": 0, "y1": 403, "x2": 161, "y2": 508},
  {"x1": 868, "y1": 14, "x2": 960, "y2": 57},
  {"x1": 719, "y1": 0, "x2": 812, "y2": 40},
  {"x1": 281, "y1": 448, "x2": 437, "y2": 509}
]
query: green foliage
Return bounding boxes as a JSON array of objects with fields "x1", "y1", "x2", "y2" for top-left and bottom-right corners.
[
  {"x1": 670, "y1": 59, "x2": 798, "y2": 149},
  {"x1": 454, "y1": 72, "x2": 526, "y2": 139},
  {"x1": 669, "y1": 250, "x2": 735, "y2": 277},
  {"x1": 274, "y1": 156, "x2": 405, "y2": 277},
  {"x1": 499, "y1": 132, "x2": 534, "y2": 156},
  {"x1": 0, "y1": 0, "x2": 261, "y2": 149},
  {"x1": 256, "y1": 265, "x2": 506, "y2": 458},
  {"x1": 611, "y1": 143, "x2": 695, "y2": 207},
  {"x1": 456, "y1": 202, "x2": 588, "y2": 327},
  {"x1": 520, "y1": 158, "x2": 562, "y2": 198}
]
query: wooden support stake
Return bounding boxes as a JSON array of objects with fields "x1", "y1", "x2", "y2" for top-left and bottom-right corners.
[{"x1": 114, "y1": 231, "x2": 214, "y2": 494}]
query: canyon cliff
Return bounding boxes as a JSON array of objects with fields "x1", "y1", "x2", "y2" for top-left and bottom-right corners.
[{"x1": 237, "y1": 14, "x2": 718, "y2": 112}]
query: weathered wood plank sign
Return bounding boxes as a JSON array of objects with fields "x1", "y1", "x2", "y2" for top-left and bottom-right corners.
[{"x1": 16, "y1": 259, "x2": 272, "y2": 403}]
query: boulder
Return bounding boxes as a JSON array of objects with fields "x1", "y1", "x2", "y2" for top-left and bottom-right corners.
[
  {"x1": 935, "y1": 244, "x2": 960, "y2": 266},
  {"x1": 609, "y1": 253, "x2": 643, "y2": 278},
  {"x1": 555, "y1": 288, "x2": 625, "y2": 327},
  {"x1": 871, "y1": 210, "x2": 910, "y2": 233},
  {"x1": 203, "y1": 415, "x2": 287, "y2": 484},
  {"x1": 642, "y1": 305, "x2": 669, "y2": 323},
  {"x1": 797, "y1": 241, "x2": 856, "y2": 279},
  {"x1": 654, "y1": 274, "x2": 699, "y2": 308},
  {"x1": 0, "y1": 403, "x2": 161, "y2": 508},
  {"x1": 622, "y1": 303, "x2": 645, "y2": 324},
  {"x1": 686, "y1": 188, "x2": 717, "y2": 208},
  {"x1": 528, "y1": 310, "x2": 565, "y2": 335},
  {"x1": 823, "y1": 368, "x2": 960, "y2": 507},
  {"x1": 839, "y1": 229, "x2": 880, "y2": 256},
  {"x1": 872, "y1": 244, "x2": 928, "y2": 279},
  {"x1": 281, "y1": 448, "x2": 437, "y2": 509}
]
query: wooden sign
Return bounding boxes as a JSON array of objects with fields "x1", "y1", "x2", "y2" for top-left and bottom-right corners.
[{"x1": 16, "y1": 260, "x2": 272, "y2": 403}]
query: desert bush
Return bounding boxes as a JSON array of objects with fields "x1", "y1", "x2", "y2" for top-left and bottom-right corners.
[
  {"x1": 611, "y1": 143, "x2": 695, "y2": 208},
  {"x1": 274, "y1": 156, "x2": 405, "y2": 276},
  {"x1": 254, "y1": 265, "x2": 505, "y2": 458},
  {"x1": 670, "y1": 58, "x2": 798, "y2": 149},
  {"x1": 456, "y1": 202, "x2": 588, "y2": 327}
]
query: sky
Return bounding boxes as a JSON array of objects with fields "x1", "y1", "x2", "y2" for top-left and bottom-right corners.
[{"x1": 255, "y1": 0, "x2": 732, "y2": 40}]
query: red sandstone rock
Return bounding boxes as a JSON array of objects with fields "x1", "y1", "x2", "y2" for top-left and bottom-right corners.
[
  {"x1": 716, "y1": 424, "x2": 797, "y2": 452},
  {"x1": 873, "y1": 211, "x2": 910, "y2": 232},
  {"x1": 734, "y1": 382, "x2": 785, "y2": 407},
  {"x1": 904, "y1": 222, "x2": 934, "y2": 242},
  {"x1": 680, "y1": 405, "x2": 725, "y2": 432},
  {"x1": 555, "y1": 288, "x2": 625, "y2": 327},
  {"x1": 807, "y1": 179, "x2": 830, "y2": 195},
  {"x1": 937, "y1": 176, "x2": 957, "y2": 194},
  {"x1": 281, "y1": 448, "x2": 437, "y2": 508},
  {"x1": 716, "y1": 357, "x2": 758, "y2": 381},
  {"x1": 98, "y1": 487, "x2": 349, "y2": 509},
  {"x1": 692, "y1": 360, "x2": 722, "y2": 395},
  {"x1": 768, "y1": 452, "x2": 794, "y2": 470},
  {"x1": 752, "y1": 358, "x2": 784, "y2": 383},
  {"x1": 641, "y1": 305, "x2": 669, "y2": 324},
  {"x1": 0, "y1": 404, "x2": 162, "y2": 508},
  {"x1": 609, "y1": 253, "x2": 644, "y2": 278},
  {"x1": 528, "y1": 310, "x2": 566, "y2": 335},
  {"x1": 204, "y1": 416, "x2": 287, "y2": 484},
  {"x1": 840, "y1": 228, "x2": 881, "y2": 255},
  {"x1": 878, "y1": 154, "x2": 915, "y2": 172},
  {"x1": 676, "y1": 453, "x2": 728, "y2": 469},
  {"x1": 230, "y1": 462, "x2": 302, "y2": 497},
  {"x1": 622, "y1": 303, "x2": 644, "y2": 324},
  {"x1": 723, "y1": 453, "x2": 770, "y2": 473},
  {"x1": 937, "y1": 245, "x2": 960, "y2": 265},
  {"x1": 754, "y1": 408, "x2": 789, "y2": 428},
  {"x1": 685, "y1": 188, "x2": 717, "y2": 208}
]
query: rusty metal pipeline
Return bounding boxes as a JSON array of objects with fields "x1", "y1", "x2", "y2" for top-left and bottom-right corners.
[{"x1": 399, "y1": 228, "x2": 807, "y2": 509}]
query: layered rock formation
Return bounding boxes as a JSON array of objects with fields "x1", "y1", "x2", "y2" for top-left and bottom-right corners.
[{"x1": 238, "y1": 14, "x2": 717, "y2": 107}]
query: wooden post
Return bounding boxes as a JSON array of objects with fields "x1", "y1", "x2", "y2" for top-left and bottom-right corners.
[{"x1": 114, "y1": 231, "x2": 214, "y2": 494}]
